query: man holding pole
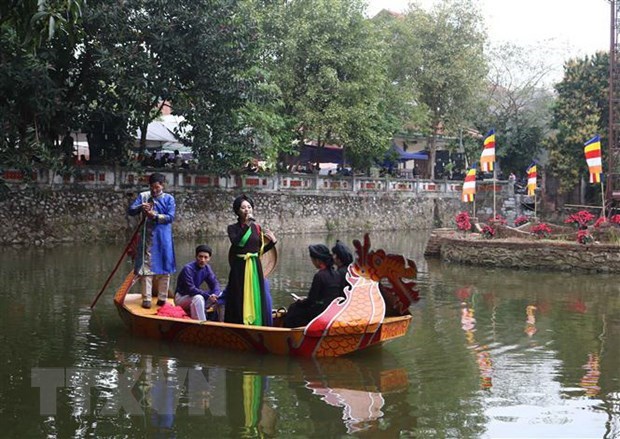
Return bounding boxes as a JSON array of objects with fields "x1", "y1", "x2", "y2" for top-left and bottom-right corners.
[{"x1": 127, "y1": 173, "x2": 176, "y2": 308}]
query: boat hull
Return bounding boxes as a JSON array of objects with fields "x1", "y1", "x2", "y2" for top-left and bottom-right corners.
[{"x1": 114, "y1": 272, "x2": 412, "y2": 358}]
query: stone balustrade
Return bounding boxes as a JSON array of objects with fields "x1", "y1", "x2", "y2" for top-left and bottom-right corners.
[{"x1": 2, "y1": 166, "x2": 508, "y2": 197}]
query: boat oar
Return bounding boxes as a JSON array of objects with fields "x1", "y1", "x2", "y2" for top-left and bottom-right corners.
[{"x1": 90, "y1": 216, "x2": 145, "y2": 309}]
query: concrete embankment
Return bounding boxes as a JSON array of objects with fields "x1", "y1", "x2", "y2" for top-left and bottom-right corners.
[
  {"x1": 1, "y1": 188, "x2": 457, "y2": 246},
  {"x1": 425, "y1": 229, "x2": 620, "y2": 273},
  {"x1": 1, "y1": 168, "x2": 518, "y2": 246}
]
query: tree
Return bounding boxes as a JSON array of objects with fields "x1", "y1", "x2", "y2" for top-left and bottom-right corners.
[
  {"x1": 266, "y1": 0, "x2": 401, "y2": 170},
  {"x1": 396, "y1": 0, "x2": 488, "y2": 179},
  {"x1": 0, "y1": 0, "x2": 87, "y2": 171},
  {"x1": 546, "y1": 53, "x2": 608, "y2": 194},
  {"x1": 79, "y1": 0, "x2": 267, "y2": 171},
  {"x1": 475, "y1": 43, "x2": 554, "y2": 177}
]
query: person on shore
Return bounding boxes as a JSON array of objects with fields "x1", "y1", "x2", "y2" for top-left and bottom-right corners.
[
  {"x1": 284, "y1": 244, "x2": 342, "y2": 328},
  {"x1": 174, "y1": 245, "x2": 222, "y2": 321},
  {"x1": 127, "y1": 173, "x2": 176, "y2": 308},
  {"x1": 331, "y1": 240, "x2": 354, "y2": 292},
  {"x1": 224, "y1": 194, "x2": 277, "y2": 326}
]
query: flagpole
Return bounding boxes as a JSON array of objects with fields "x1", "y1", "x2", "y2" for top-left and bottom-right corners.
[
  {"x1": 534, "y1": 190, "x2": 538, "y2": 220},
  {"x1": 601, "y1": 179, "x2": 606, "y2": 218},
  {"x1": 492, "y1": 167, "x2": 497, "y2": 219},
  {"x1": 473, "y1": 198, "x2": 476, "y2": 220}
]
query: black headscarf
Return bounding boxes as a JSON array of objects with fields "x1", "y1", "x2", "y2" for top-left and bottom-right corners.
[
  {"x1": 232, "y1": 194, "x2": 255, "y2": 217},
  {"x1": 331, "y1": 240, "x2": 353, "y2": 266},
  {"x1": 309, "y1": 244, "x2": 333, "y2": 266}
]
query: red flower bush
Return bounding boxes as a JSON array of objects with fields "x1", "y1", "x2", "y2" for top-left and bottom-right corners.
[
  {"x1": 456, "y1": 211, "x2": 472, "y2": 232},
  {"x1": 489, "y1": 214, "x2": 507, "y2": 226},
  {"x1": 531, "y1": 223, "x2": 551, "y2": 239},
  {"x1": 481, "y1": 225, "x2": 495, "y2": 239},
  {"x1": 594, "y1": 217, "x2": 607, "y2": 228},
  {"x1": 577, "y1": 229, "x2": 594, "y2": 245},
  {"x1": 514, "y1": 215, "x2": 529, "y2": 227},
  {"x1": 565, "y1": 210, "x2": 595, "y2": 230},
  {"x1": 610, "y1": 214, "x2": 620, "y2": 225}
]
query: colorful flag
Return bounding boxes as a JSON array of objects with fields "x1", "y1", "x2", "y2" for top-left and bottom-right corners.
[
  {"x1": 479, "y1": 129, "x2": 496, "y2": 172},
  {"x1": 462, "y1": 165, "x2": 477, "y2": 202},
  {"x1": 526, "y1": 162, "x2": 537, "y2": 196},
  {"x1": 584, "y1": 135, "x2": 603, "y2": 184}
]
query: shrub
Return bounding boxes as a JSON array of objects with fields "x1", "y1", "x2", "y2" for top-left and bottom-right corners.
[
  {"x1": 610, "y1": 214, "x2": 620, "y2": 225},
  {"x1": 531, "y1": 223, "x2": 551, "y2": 239},
  {"x1": 594, "y1": 217, "x2": 607, "y2": 228},
  {"x1": 565, "y1": 210, "x2": 595, "y2": 229},
  {"x1": 577, "y1": 229, "x2": 594, "y2": 245},
  {"x1": 514, "y1": 215, "x2": 529, "y2": 227},
  {"x1": 481, "y1": 225, "x2": 495, "y2": 239},
  {"x1": 489, "y1": 214, "x2": 507, "y2": 226},
  {"x1": 456, "y1": 211, "x2": 472, "y2": 232}
]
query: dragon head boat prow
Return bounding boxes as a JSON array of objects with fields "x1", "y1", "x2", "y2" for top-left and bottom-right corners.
[
  {"x1": 300, "y1": 234, "x2": 419, "y2": 356},
  {"x1": 352, "y1": 234, "x2": 420, "y2": 315}
]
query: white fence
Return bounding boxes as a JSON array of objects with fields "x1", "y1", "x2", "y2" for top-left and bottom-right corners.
[{"x1": 2, "y1": 167, "x2": 508, "y2": 196}]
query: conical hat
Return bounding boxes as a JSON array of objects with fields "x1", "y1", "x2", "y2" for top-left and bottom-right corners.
[{"x1": 261, "y1": 235, "x2": 278, "y2": 277}]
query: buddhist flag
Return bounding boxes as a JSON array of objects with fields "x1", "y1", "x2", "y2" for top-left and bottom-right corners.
[
  {"x1": 479, "y1": 129, "x2": 496, "y2": 172},
  {"x1": 584, "y1": 135, "x2": 603, "y2": 184},
  {"x1": 526, "y1": 162, "x2": 537, "y2": 196},
  {"x1": 462, "y1": 165, "x2": 477, "y2": 202}
]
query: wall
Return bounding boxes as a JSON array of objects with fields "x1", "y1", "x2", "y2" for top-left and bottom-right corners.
[{"x1": 0, "y1": 167, "x2": 516, "y2": 245}]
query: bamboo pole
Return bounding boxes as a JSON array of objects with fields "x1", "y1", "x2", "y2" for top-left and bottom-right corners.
[
  {"x1": 601, "y1": 179, "x2": 606, "y2": 218},
  {"x1": 90, "y1": 215, "x2": 145, "y2": 309},
  {"x1": 492, "y1": 167, "x2": 497, "y2": 219}
]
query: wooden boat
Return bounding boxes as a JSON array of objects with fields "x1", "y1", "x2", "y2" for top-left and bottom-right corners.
[{"x1": 114, "y1": 234, "x2": 419, "y2": 357}]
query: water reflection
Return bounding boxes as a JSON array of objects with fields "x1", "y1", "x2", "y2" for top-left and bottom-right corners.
[
  {"x1": 106, "y1": 337, "x2": 409, "y2": 437},
  {"x1": 298, "y1": 357, "x2": 408, "y2": 435},
  {"x1": 456, "y1": 286, "x2": 494, "y2": 391},
  {"x1": 524, "y1": 304, "x2": 537, "y2": 337},
  {"x1": 1, "y1": 232, "x2": 620, "y2": 437}
]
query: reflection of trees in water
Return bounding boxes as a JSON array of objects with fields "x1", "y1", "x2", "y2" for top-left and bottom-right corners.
[{"x1": 424, "y1": 260, "x2": 620, "y2": 435}]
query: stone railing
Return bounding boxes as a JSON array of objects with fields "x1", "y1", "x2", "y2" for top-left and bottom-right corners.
[{"x1": 1, "y1": 166, "x2": 508, "y2": 198}]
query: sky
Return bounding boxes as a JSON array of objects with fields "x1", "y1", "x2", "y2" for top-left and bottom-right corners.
[{"x1": 366, "y1": 0, "x2": 611, "y2": 83}]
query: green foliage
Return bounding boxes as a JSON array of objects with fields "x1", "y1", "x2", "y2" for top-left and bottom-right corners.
[
  {"x1": 268, "y1": 0, "x2": 400, "y2": 170},
  {"x1": 1, "y1": 0, "x2": 547, "y2": 179},
  {"x1": 0, "y1": 1, "x2": 88, "y2": 170},
  {"x1": 396, "y1": 0, "x2": 488, "y2": 178},
  {"x1": 546, "y1": 53, "x2": 609, "y2": 193},
  {"x1": 0, "y1": 0, "x2": 85, "y2": 51}
]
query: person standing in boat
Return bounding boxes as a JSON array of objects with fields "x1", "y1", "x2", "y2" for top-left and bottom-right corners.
[
  {"x1": 174, "y1": 245, "x2": 222, "y2": 321},
  {"x1": 331, "y1": 240, "x2": 354, "y2": 292},
  {"x1": 284, "y1": 244, "x2": 343, "y2": 328},
  {"x1": 225, "y1": 194, "x2": 277, "y2": 326},
  {"x1": 127, "y1": 172, "x2": 176, "y2": 309}
]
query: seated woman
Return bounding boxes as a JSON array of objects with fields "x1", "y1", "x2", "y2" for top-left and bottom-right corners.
[
  {"x1": 284, "y1": 244, "x2": 343, "y2": 328},
  {"x1": 331, "y1": 240, "x2": 354, "y2": 291}
]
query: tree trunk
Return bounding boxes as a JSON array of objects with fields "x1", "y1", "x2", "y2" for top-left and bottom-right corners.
[{"x1": 428, "y1": 128, "x2": 439, "y2": 180}]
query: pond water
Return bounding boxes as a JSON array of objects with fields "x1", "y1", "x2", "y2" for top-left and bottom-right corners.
[{"x1": 0, "y1": 231, "x2": 619, "y2": 438}]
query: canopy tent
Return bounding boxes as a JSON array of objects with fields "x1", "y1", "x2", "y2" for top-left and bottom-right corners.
[
  {"x1": 391, "y1": 144, "x2": 428, "y2": 161},
  {"x1": 136, "y1": 121, "x2": 184, "y2": 149},
  {"x1": 154, "y1": 146, "x2": 193, "y2": 160},
  {"x1": 295, "y1": 143, "x2": 344, "y2": 165}
]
